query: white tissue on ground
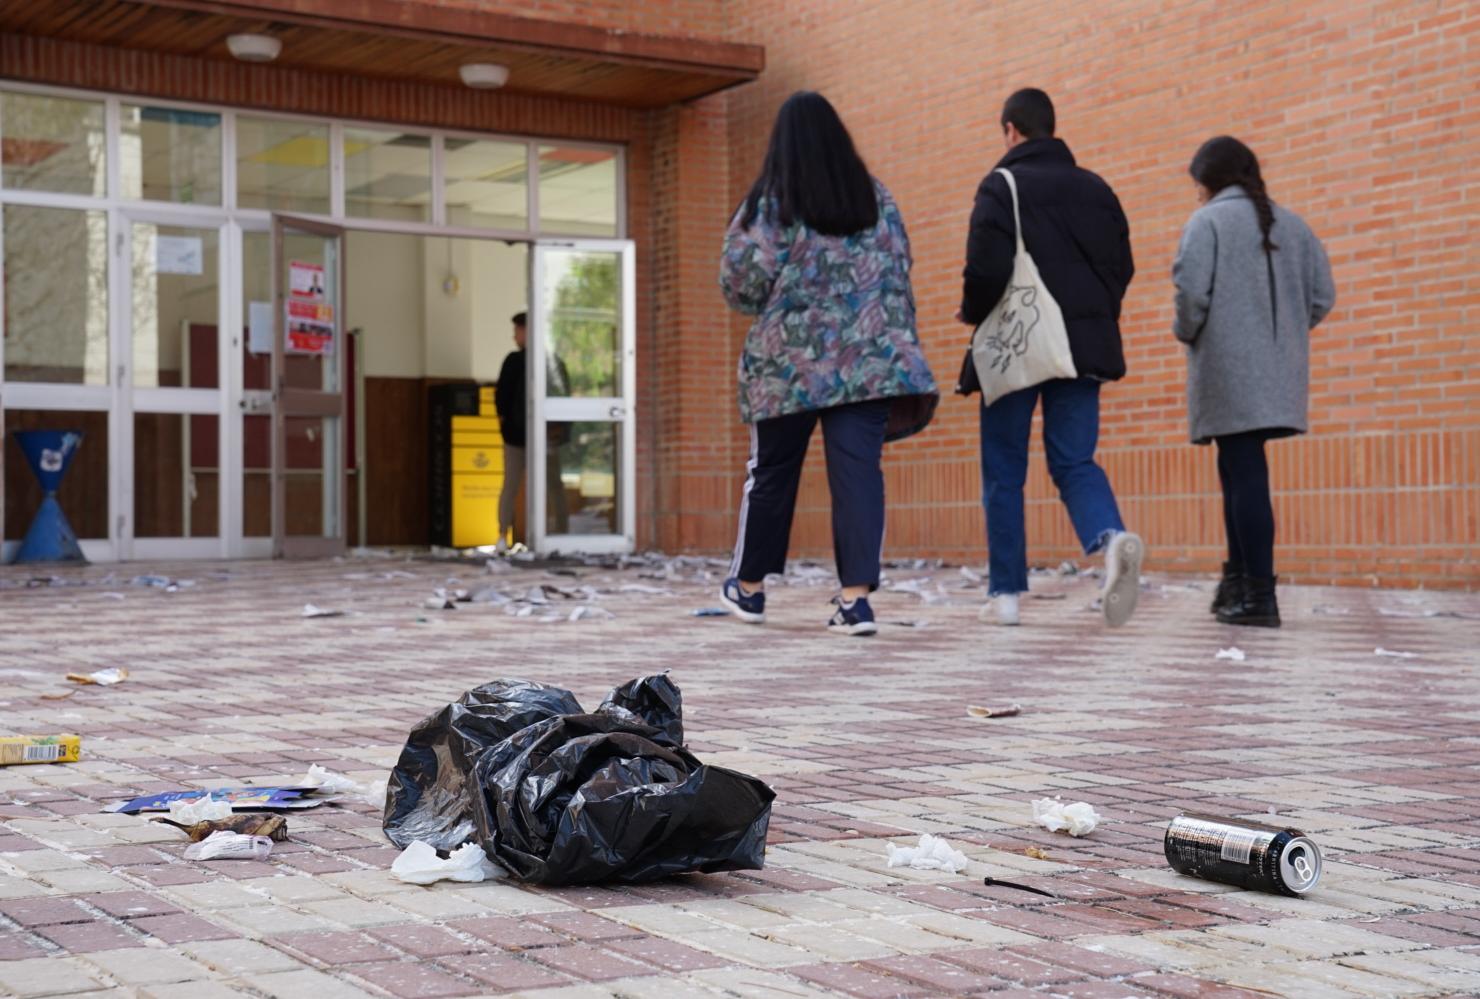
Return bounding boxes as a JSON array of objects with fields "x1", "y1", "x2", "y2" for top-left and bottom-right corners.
[
  {"x1": 183, "y1": 831, "x2": 274, "y2": 861},
  {"x1": 885, "y1": 833, "x2": 969, "y2": 873},
  {"x1": 300, "y1": 763, "x2": 364, "y2": 795},
  {"x1": 363, "y1": 776, "x2": 389, "y2": 811},
  {"x1": 1215, "y1": 647, "x2": 1246, "y2": 661},
  {"x1": 1032, "y1": 797, "x2": 1101, "y2": 837},
  {"x1": 168, "y1": 797, "x2": 233, "y2": 823},
  {"x1": 391, "y1": 840, "x2": 505, "y2": 885}
]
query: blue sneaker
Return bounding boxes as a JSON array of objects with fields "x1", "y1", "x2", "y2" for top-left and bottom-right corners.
[
  {"x1": 827, "y1": 595, "x2": 878, "y2": 636},
  {"x1": 720, "y1": 577, "x2": 766, "y2": 624}
]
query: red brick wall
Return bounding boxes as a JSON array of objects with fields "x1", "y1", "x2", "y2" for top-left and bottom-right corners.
[
  {"x1": 709, "y1": 0, "x2": 1479, "y2": 588},
  {"x1": 415, "y1": 0, "x2": 726, "y2": 37}
]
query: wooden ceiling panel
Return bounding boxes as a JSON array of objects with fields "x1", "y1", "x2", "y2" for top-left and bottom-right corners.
[{"x1": 0, "y1": 0, "x2": 760, "y2": 108}]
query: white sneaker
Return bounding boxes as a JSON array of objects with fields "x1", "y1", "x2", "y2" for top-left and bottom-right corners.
[
  {"x1": 978, "y1": 593, "x2": 1020, "y2": 626},
  {"x1": 1102, "y1": 531, "x2": 1145, "y2": 627}
]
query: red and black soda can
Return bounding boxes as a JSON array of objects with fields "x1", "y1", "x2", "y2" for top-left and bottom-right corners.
[{"x1": 1164, "y1": 813, "x2": 1322, "y2": 896}]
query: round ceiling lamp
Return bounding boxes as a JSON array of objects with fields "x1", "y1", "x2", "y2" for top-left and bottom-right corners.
[
  {"x1": 459, "y1": 63, "x2": 510, "y2": 90},
  {"x1": 226, "y1": 33, "x2": 283, "y2": 63}
]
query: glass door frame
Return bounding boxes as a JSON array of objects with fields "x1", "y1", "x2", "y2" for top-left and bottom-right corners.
[
  {"x1": 116, "y1": 205, "x2": 231, "y2": 560},
  {"x1": 271, "y1": 214, "x2": 348, "y2": 559},
  {"x1": 527, "y1": 238, "x2": 636, "y2": 555}
]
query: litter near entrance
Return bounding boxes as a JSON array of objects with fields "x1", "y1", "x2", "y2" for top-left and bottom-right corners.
[
  {"x1": 1215, "y1": 647, "x2": 1246, "y2": 661},
  {"x1": 298, "y1": 764, "x2": 365, "y2": 795},
  {"x1": 0, "y1": 734, "x2": 81, "y2": 767},
  {"x1": 885, "y1": 833, "x2": 969, "y2": 873},
  {"x1": 168, "y1": 797, "x2": 232, "y2": 823},
  {"x1": 184, "y1": 831, "x2": 275, "y2": 861},
  {"x1": 983, "y1": 876, "x2": 1055, "y2": 898},
  {"x1": 65, "y1": 667, "x2": 128, "y2": 685},
  {"x1": 302, "y1": 604, "x2": 344, "y2": 618},
  {"x1": 1164, "y1": 812, "x2": 1323, "y2": 896},
  {"x1": 967, "y1": 703, "x2": 1022, "y2": 719},
  {"x1": 391, "y1": 841, "x2": 503, "y2": 885},
  {"x1": 1032, "y1": 798, "x2": 1101, "y2": 837},
  {"x1": 154, "y1": 813, "x2": 289, "y2": 843},
  {"x1": 383, "y1": 673, "x2": 775, "y2": 884},
  {"x1": 1373, "y1": 647, "x2": 1419, "y2": 659}
]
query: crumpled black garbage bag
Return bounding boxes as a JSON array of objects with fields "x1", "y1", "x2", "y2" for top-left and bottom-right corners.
[
  {"x1": 383, "y1": 678, "x2": 582, "y2": 851},
  {"x1": 385, "y1": 674, "x2": 774, "y2": 885}
]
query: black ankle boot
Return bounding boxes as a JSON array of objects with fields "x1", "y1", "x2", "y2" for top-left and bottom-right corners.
[
  {"x1": 1217, "y1": 575, "x2": 1280, "y2": 628},
  {"x1": 1210, "y1": 561, "x2": 1245, "y2": 615}
]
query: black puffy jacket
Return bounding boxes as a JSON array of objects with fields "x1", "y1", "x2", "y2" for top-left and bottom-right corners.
[{"x1": 960, "y1": 138, "x2": 1134, "y2": 382}]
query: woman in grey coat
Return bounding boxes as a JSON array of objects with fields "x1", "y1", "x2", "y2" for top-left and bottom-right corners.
[{"x1": 1173, "y1": 136, "x2": 1335, "y2": 628}]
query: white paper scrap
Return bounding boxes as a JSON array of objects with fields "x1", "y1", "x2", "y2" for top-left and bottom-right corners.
[
  {"x1": 168, "y1": 797, "x2": 233, "y2": 824},
  {"x1": 1215, "y1": 647, "x2": 1246, "y2": 662},
  {"x1": 1374, "y1": 648, "x2": 1419, "y2": 659},
  {"x1": 1032, "y1": 797, "x2": 1100, "y2": 837},
  {"x1": 391, "y1": 841, "x2": 504, "y2": 885},
  {"x1": 885, "y1": 833, "x2": 969, "y2": 873}
]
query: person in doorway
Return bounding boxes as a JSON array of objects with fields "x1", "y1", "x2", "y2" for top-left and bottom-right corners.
[
  {"x1": 494, "y1": 311, "x2": 570, "y2": 547},
  {"x1": 1173, "y1": 136, "x2": 1335, "y2": 627},
  {"x1": 959, "y1": 88, "x2": 1144, "y2": 628},
  {"x1": 718, "y1": 91, "x2": 938, "y2": 637}
]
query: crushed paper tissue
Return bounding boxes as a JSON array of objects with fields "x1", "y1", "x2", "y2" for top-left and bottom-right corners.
[
  {"x1": 391, "y1": 840, "x2": 504, "y2": 885},
  {"x1": 885, "y1": 833, "x2": 969, "y2": 873},
  {"x1": 1032, "y1": 797, "x2": 1100, "y2": 837},
  {"x1": 300, "y1": 764, "x2": 363, "y2": 795},
  {"x1": 168, "y1": 797, "x2": 233, "y2": 823},
  {"x1": 183, "y1": 830, "x2": 274, "y2": 861},
  {"x1": 1215, "y1": 647, "x2": 1246, "y2": 661}
]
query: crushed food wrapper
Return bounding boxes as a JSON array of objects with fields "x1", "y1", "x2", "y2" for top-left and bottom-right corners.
[
  {"x1": 168, "y1": 797, "x2": 233, "y2": 823},
  {"x1": 1373, "y1": 647, "x2": 1419, "y2": 659},
  {"x1": 183, "y1": 830, "x2": 274, "y2": 861},
  {"x1": 1032, "y1": 797, "x2": 1100, "y2": 837},
  {"x1": 300, "y1": 764, "x2": 363, "y2": 795},
  {"x1": 66, "y1": 667, "x2": 129, "y2": 686},
  {"x1": 1215, "y1": 647, "x2": 1246, "y2": 661},
  {"x1": 885, "y1": 833, "x2": 969, "y2": 873},
  {"x1": 391, "y1": 840, "x2": 504, "y2": 885},
  {"x1": 302, "y1": 604, "x2": 344, "y2": 618}
]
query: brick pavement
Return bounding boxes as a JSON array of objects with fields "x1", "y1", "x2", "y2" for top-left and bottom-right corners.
[{"x1": 0, "y1": 553, "x2": 1478, "y2": 998}]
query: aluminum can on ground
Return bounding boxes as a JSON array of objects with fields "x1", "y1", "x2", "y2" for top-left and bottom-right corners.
[{"x1": 1164, "y1": 812, "x2": 1322, "y2": 896}]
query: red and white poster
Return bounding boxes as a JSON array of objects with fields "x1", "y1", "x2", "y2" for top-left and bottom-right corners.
[{"x1": 286, "y1": 260, "x2": 334, "y2": 355}]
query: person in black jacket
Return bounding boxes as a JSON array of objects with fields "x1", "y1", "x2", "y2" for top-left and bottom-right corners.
[
  {"x1": 494, "y1": 312, "x2": 569, "y2": 546},
  {"x1": 960, "y1": 88, "x2": 1145, "y2": 628}
]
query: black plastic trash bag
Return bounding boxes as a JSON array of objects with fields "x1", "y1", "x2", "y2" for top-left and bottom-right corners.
[
  {"x1": 385, "y1": 674, "x2": 775, "y2": 885},
  {"x1": 383, "y1": 678, "x2": 582, "y2": 852}
]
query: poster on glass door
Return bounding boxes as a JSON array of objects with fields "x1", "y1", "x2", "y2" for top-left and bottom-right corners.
[{"x1": 286, "y1": 260, "x2": 335, "y2": 356}]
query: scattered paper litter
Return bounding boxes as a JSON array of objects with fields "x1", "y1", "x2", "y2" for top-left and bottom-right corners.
[
  {"x1": 391, "y1": 841, "x2": 504, "y2": 885},
  {"x1": 299, "y1": 764, "x2": 363, "y2": 795},
  {"x1": 568, "y1": 606, "x2": 614, "y2": 622},
  {"x1": 885, "y1": 833, "x2": 969, "y2": 873},
  {"x1": 183, "y1": 831, "x2": 273, "y2": 861},
  {"x1": 363, "y1": 777, "x2": 389, "y2": 811},
  {"x1": 302, "y1": 604, "x2": 344, "y2": 618},
  {"x1": 1215, "y1": 647, "x2": 1246, "y2": 662},
  {"x1": 65, "y1": 667, "x2": 128, "y2": 686},
  {"x1": 1032, "y1": 797, "x2": 1100, "y2": 837},
  {"x1": 168, "y1": 797, "x2": 233, "y2": 823},
  {"x1": 967, "y1": 703, "x2": 1021, "y2": 719},
  {"x1": 1374, "y1": 648, "x2": 1419, "y2": 659}
]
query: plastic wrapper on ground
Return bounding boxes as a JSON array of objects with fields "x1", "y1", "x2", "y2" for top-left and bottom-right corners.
[{"x1": 384, "y1": 673, "x2": 775, "y2": 885}]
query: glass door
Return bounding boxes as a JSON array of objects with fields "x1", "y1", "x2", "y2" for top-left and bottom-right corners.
[
  {"x1": 528, "y1": 240, "x2": 635, "y2": 555},
  {"x1": 271, "y1": 216, "x2": 346, "y2": 558},
  {"x1": 122, "y1": 214, "x2": 226, "y2": 559}
]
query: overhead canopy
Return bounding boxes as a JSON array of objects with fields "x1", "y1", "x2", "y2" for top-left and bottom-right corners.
[{"x1": 0, "y1": 0, "x2": 764, "y2": 108}]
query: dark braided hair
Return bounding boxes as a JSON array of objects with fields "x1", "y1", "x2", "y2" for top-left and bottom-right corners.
[{"x1": 1190, "y1": 136, "x2": 1278, "y2": 253}]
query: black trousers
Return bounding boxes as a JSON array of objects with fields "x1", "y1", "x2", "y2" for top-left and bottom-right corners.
[
  {"x1": 730, "y1": 400, "x2": 890, "y2": 590},
  {"x1": 1215, "y1": 430, "x2": 1278, "y2": 579}
]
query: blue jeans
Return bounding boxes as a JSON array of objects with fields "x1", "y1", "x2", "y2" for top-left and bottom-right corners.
[{"x1": 979, "y1": 378, "x2": 1124, "y2": 595}]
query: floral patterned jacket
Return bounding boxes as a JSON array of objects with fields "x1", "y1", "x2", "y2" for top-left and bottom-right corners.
[{"x1": 719, "y1": 180, "x2": 938, "y2": 441}]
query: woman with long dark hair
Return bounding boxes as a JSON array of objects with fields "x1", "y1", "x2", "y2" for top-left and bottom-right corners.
[
  {"x1": 1173, "y1": 137, "x2": 1336, "y2": 627},
  {"x1": 718, "y1": 91, "x2": 938, "y2": 636}
]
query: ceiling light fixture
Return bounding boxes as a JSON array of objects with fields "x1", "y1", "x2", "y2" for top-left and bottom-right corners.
[
  {"x1": 459, "y1": 63, "x2": 510, "y2": 90},
  {"x1": 226, "y1": 33, "x2": 282, "y2": 63}
]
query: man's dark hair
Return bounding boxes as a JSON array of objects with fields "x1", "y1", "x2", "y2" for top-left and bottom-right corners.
[
  {"x1": 739, "y1": 90, "x2": 878, "y2": 237},
  {"x1": 1001, "y1": 88, "x2": 1055, "y2": 139},
  {"x1": 511, "y1": 311, "x2": 527, "y2": 327}
]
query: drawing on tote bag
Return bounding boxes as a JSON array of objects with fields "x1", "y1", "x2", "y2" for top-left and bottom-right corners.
[{"x1": 970, "y1": 168, "x2": 1077, "y2": 406}]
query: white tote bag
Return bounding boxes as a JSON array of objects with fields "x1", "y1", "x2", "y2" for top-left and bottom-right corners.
[{"x1": 970, "y1": 168, "x2": 1077, "y2": 406}]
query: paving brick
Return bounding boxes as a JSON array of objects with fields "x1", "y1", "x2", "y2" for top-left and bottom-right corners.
[
  {"x1": 790, "y1": 961, "x2": 931, "y2": 998},
  {"x1": 530, "y1": 909, "x2": 646, "y2": 942},
  {"x1": 606, "y1": 935, "x2": 728, "y2": 972},
  {"x1": 528, "y1": 943, "x2": 655, "y2": 982},
  {"x1": 341, "y1": 960, "x2": 478, "y2": 998},
  {"x1": 85, "y1": 892, "x2": 183, "y2": 920},
  {"x1": 273, "y1": 930, "x2": 400, "y2": 966},
  {"x1": 860, "y1": 954, "x2": 1006, "y2": 992},
  {"x1": 436, "y1": 952, "x2": 575, "y2": 992},
  {"x1": 130, "y1": 913, "x2": 236, "y2": 944},
  {"x1": 448, "y1": 915, "x2": 566, "y2": 951},
  {"x1": 0, "y1": 897, "x2": 93, "y2": 927},
  {"x1": 37, "y1": 921, "x2": 145, "y2": 953}
]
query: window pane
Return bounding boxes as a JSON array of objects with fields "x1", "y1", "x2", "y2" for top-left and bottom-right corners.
[
  {"x1": 0, "y1": 91, "x2": 106, "y2": 195},
  {"x1": 131, "y1": 224, "x2": 220, "y2": 388},
  {"x1": 134, "y1": 413, "x2": 219, "y2": 537},
  {"x1": 445, "y1": 139, "x2": 528, "y2": 230},
  {"x1": 547, "y1": 421, "x2": 618, "y2": 537},
  {"x1": 236, "y1": 117, "x2": 330, "y2": 213},
  {"x1": 538, "y1": 145, "x2": 617, "y2": 236},
  {"x1": 2, "y1": 205, "x2": 109, "y2": 385},
  {"x1": 541, "y1": 249, "x2": 620, "y2": 398},
  {"x1": 344, "y1": 127, "x2": 430, "y2": 222},
  {"x1": 3, "y1": 410, "x2": 109, "y2": 541},
  {"x1": 120, "y1": 104, "x2": 222, "y2": 205}
]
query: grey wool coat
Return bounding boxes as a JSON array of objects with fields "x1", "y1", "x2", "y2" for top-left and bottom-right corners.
[{"x1": 1172, "y1": 186, "x2": 1336, "y2": 444}]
